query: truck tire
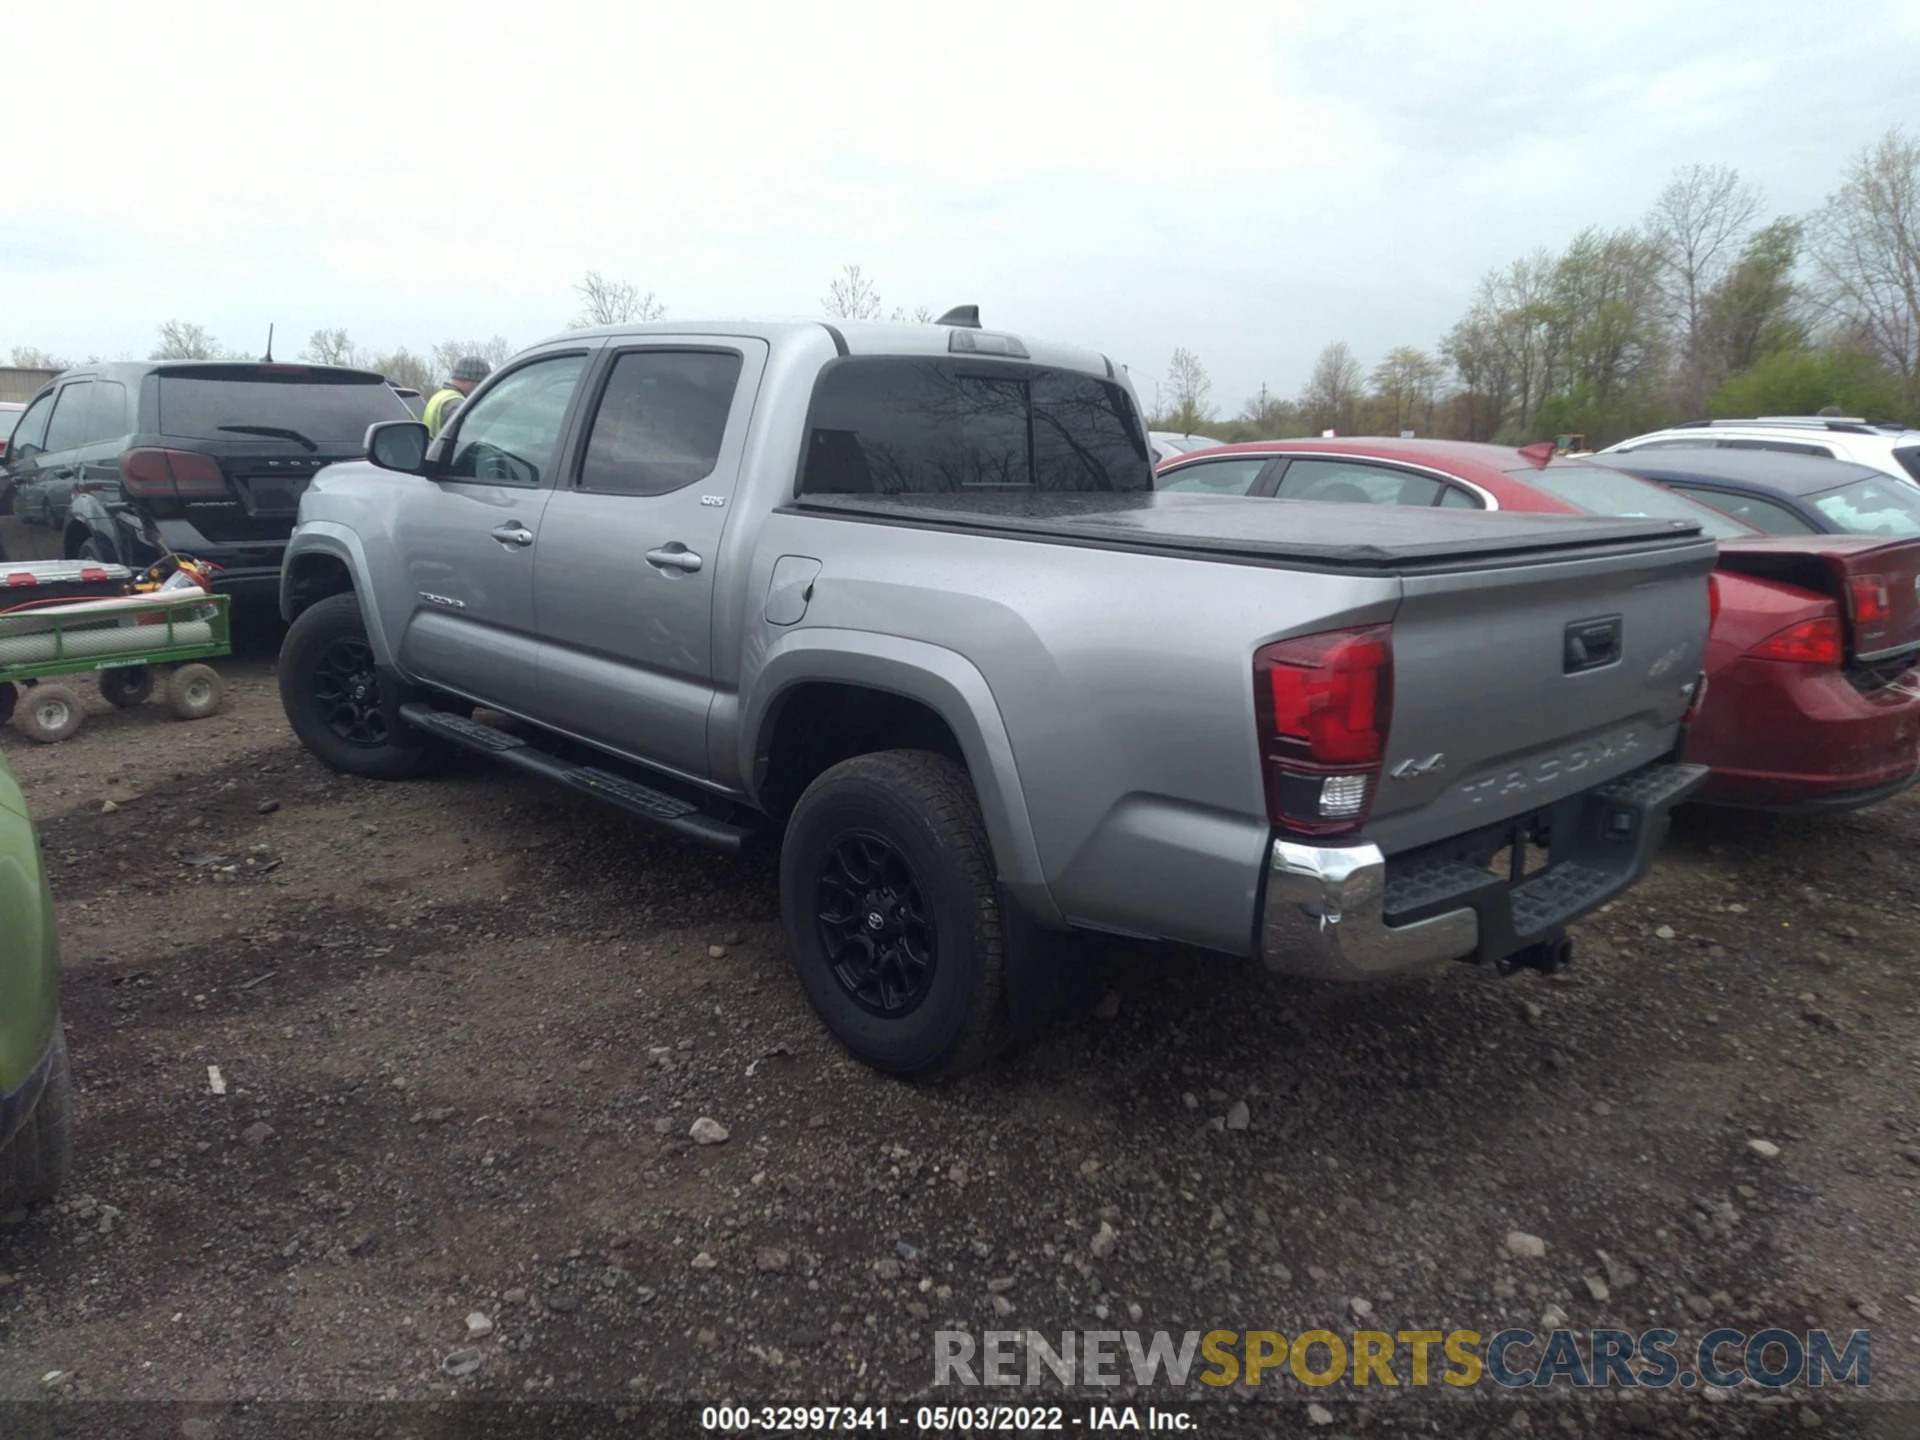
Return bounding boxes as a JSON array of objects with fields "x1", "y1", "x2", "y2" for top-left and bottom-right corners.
[
  {"x1": 779, "y1": 750, "x2": 1011, "y2": 1079},
  {"x1": 16, "y1": 683, "x2": 84, "y2": 744},
  {"x1": 0, "y1": 1028, "x2": 73, "y2": 1212},
  {"x1": 278, "y1": 593, "x2": 440, "y2": 780}
]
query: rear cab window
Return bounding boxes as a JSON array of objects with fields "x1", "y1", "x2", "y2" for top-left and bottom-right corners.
[
  {"x1": 799, "y1": 358, "x2": 1151, "y2": 495},
  {"x1": 156, "y1": 366, "x2": 413, "y2": 447}
]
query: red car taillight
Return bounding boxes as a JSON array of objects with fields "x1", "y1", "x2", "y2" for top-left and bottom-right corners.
[
  {"x1": 1748, "y1": 615, "x2": 1843, "y2": 666},
  {"x1": 1707, "y1": 573, "x2": 1721, "y2": 628},
  {"x1": 1847, "y1": 573, "x2": 1890, "y2": 626},
  {"x1": 1253, "y1": 625, "x2": 1393, "y2": 837},
  {"x1": 119, "y1": 448, "x2": 228, "y2": 500}
]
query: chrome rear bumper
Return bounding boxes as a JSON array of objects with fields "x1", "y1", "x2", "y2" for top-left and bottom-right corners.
[{"x1": 1258, "y1": 761, "x2": 1708, "y2": 980}]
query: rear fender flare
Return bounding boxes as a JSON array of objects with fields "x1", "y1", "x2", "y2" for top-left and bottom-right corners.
[{"x1": 741, "y1": 629, "x2": 1059, "y2": 926}]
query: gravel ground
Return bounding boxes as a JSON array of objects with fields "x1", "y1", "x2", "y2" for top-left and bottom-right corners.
[{"x1": 0, "y1": 516, "x2": 1915, "y2": 1437}]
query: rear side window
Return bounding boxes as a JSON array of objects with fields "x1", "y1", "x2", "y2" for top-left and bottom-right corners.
[
  {"x1": 1893, "y1": 446, "x2": 1920, "y2": 484},
  {"x1": 577, "y1": 350, "x2": 743, "y2": 497},
  {"x1": 42, "y1": 381, "x2": 92, "y2": 453},
  {"x1": 83, "y1": 380, "x2": 129, "y2": 444},
  {"x1": 157, "y1": 368, "x2": 413, "y2": 446},
  {"x1": 1276, "y1": 459, "x2": 1445, "y2": 506},
  {"x1": 799, "y1": 358, "x2": 1151, "y2": 495},
  {"x1": 1809, "y1": 478, "x2": 1920, "y2": 536},
  {"x1": 1510, "y1": 465, "x2": 1754, "y2": 538},
  {"x1": 1668, "y1": 485, "x2": 1815, "y2": 535},
  {"x1": 1158, "y1": 457, "x2": 1268, "y2": 495},
  {"x1": 1722, "y1": 438, "x2": 1833, "y2": 459}
]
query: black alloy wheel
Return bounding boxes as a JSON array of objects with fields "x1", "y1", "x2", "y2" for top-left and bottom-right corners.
[
  {"x1": 310, "y1": 635, "x2": 390, "y2": 748},
  {"x1": 815, "y1": 831, "x2": 937, "y2": 1016}
]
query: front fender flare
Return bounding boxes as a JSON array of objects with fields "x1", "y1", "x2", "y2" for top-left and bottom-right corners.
[
  {"x1": 281, "y1": 523, "x2": 393, "y2": 667},
  {"x1": 741, "y1": 629, "x2": 1059, "y2": 928}
]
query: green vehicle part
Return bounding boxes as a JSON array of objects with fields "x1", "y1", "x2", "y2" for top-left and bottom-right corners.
[{"x1": 0, "y1": 749, "x2": 71, "y2": 1209}]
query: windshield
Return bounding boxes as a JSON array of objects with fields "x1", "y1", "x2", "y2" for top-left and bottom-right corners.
[
  {"x1": 157, "y1": 369, "x2": 413, "y2": 447},
  {"x1": 1808, "y1": 477, "x2": 1920, "y2": 535},
  {"x1": 1163, "y1": 435, "x2": 1216, "y2": 453},
  {"x1": 1507, "y1": 464, "x2": 1756, "y2": 539}
]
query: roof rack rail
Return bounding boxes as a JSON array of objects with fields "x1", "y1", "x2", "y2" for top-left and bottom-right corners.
[
  {"x1": 1705, "y1": 416, "x2": 1878, "y2": 435},
  {"x1": 1674, "y1": 419, "x2": 1712, "y2": 428}
]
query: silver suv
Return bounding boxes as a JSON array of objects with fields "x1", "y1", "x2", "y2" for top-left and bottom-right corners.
[{"x1": 1602, "y1": 417, "x2": 1920, "y2": 486}]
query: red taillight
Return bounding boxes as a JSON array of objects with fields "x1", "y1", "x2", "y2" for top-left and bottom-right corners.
[
  {"x1": 1847, "y1": 573, "x2": 1889, "y2": 626},
  {"x1": 1254, "y1": 625, "x2": 1393, "y2": 836},
  {"x1": 1707, "y1": 573, "x2": 1721, "y2": 628},
  {"x1": 118, "y1": 448, "x2": 228, "y2": 500},
  {"x1": 1749, "y1": 615, "x2": 1843, "y2": 666}
]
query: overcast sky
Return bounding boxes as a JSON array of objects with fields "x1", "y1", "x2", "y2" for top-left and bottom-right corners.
[{"x1": 7, "y1": 0, "x2": 1916, "y2": 412}]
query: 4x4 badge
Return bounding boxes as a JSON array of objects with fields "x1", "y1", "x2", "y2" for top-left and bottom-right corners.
[{"x1": 1389, "y1": 754, "x2": 1446, "y2": 779}]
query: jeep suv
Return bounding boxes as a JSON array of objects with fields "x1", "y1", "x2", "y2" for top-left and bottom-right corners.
[
  {"x1": 4, "y1": 362, "x2": 414, "y2": 598},
  {"x1": 1603, "y1": 417, "x2": 1920, "y2": 486}
]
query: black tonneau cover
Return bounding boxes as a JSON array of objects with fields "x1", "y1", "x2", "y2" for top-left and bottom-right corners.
[{"x1": 790, "y1": 491, "x2": 1704, "y2": 570}]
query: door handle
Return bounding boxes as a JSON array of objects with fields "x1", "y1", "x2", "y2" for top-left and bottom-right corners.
[
  {"x1": 490, "y1": 522, "x2": 534, "y2": 548},
  {"x1": 645, "y1": 544, "x2": 703, "y2": 574}
]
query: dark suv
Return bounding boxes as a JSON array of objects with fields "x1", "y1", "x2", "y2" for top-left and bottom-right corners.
[{"x1": 3, "y1": 362, "x2": 414, "y2": 597}]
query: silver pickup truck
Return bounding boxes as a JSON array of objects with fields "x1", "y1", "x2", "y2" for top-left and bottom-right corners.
[{"x1": 277, "y1": 317, "x2": 1711, "y2": 1077}]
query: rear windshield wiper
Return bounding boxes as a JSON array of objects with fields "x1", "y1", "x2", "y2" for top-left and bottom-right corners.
[{"x1": 218, "y1": 424, "x2": 318, "y2": 452}]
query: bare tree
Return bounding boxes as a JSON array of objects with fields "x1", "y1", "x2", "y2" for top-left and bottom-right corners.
[
  {"x1": 890, "y1": 305, "x2": 935, "y2": 323},
  {"x1": 431, "y1": 337, "x2": 515, "y2": 383},
  {"x1": 1369, "y1": 346, "x2": 1445, "y2": 433},
  {"x1": 1808, "y1": 128, "x2": 1920, "y2": 407},
  {"x1": 823, "y1": 264, "x2": 885, "y2": 321},
  {"x1": 302, "y1": 327, "x2": 365, "y2": 367},
  {"x1": 571, "y1": 270, "x2": 665, "y2": 328},
  {"x1": 1702, "y1": 218, "x2": 1806, "y2": 376},
  {"x1": 8, "y1": 346, "x2": 72, "y2": 370},
  {"x1": 151, "y1": 320, "x2": 222, "y2": 361},
  {"x1": 1299, "y1": 341, "x2": 1365, "y2": 434},
  {"x1": 371, "y1": 348, "x2": 435, "y2": 393},
  {"x1": 1647, "y1": 164, "x2": 1762, "y2": 413},
  {"x1": 1161, "y1": 348, "x2": 1214, "y2": 431}
]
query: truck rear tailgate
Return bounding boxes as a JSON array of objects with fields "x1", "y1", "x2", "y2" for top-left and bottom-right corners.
[
  {"x1": 794, "y1": 490, "x2": 1716, "y2": 855},
  {"x1": 1368, "y1": 540, "x2": 1715, "y2": 854}
]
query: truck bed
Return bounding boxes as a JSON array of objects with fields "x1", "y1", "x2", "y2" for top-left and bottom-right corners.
[{"x1": 789, "y1": 491, "x2": 1706, "y2": 570}]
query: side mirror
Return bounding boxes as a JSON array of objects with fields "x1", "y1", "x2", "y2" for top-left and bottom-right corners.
[{"x1": 365, "y1": 420, "x2": 430, "y2": 474}]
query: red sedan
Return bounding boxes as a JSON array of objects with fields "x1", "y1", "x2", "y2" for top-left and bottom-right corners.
[{"x1": 1158, "y1": 438, "x2": 1920, "y2": 812}]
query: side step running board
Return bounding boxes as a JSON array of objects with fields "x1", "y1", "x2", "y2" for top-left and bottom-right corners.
[{"x1": 399, "y1": 704, "x2": 756, "y2": 854}]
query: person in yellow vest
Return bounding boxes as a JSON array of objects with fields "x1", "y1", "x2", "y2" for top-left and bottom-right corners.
[{"x1": 424, "y1": 356, "x2": 491, "y2": 437}]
